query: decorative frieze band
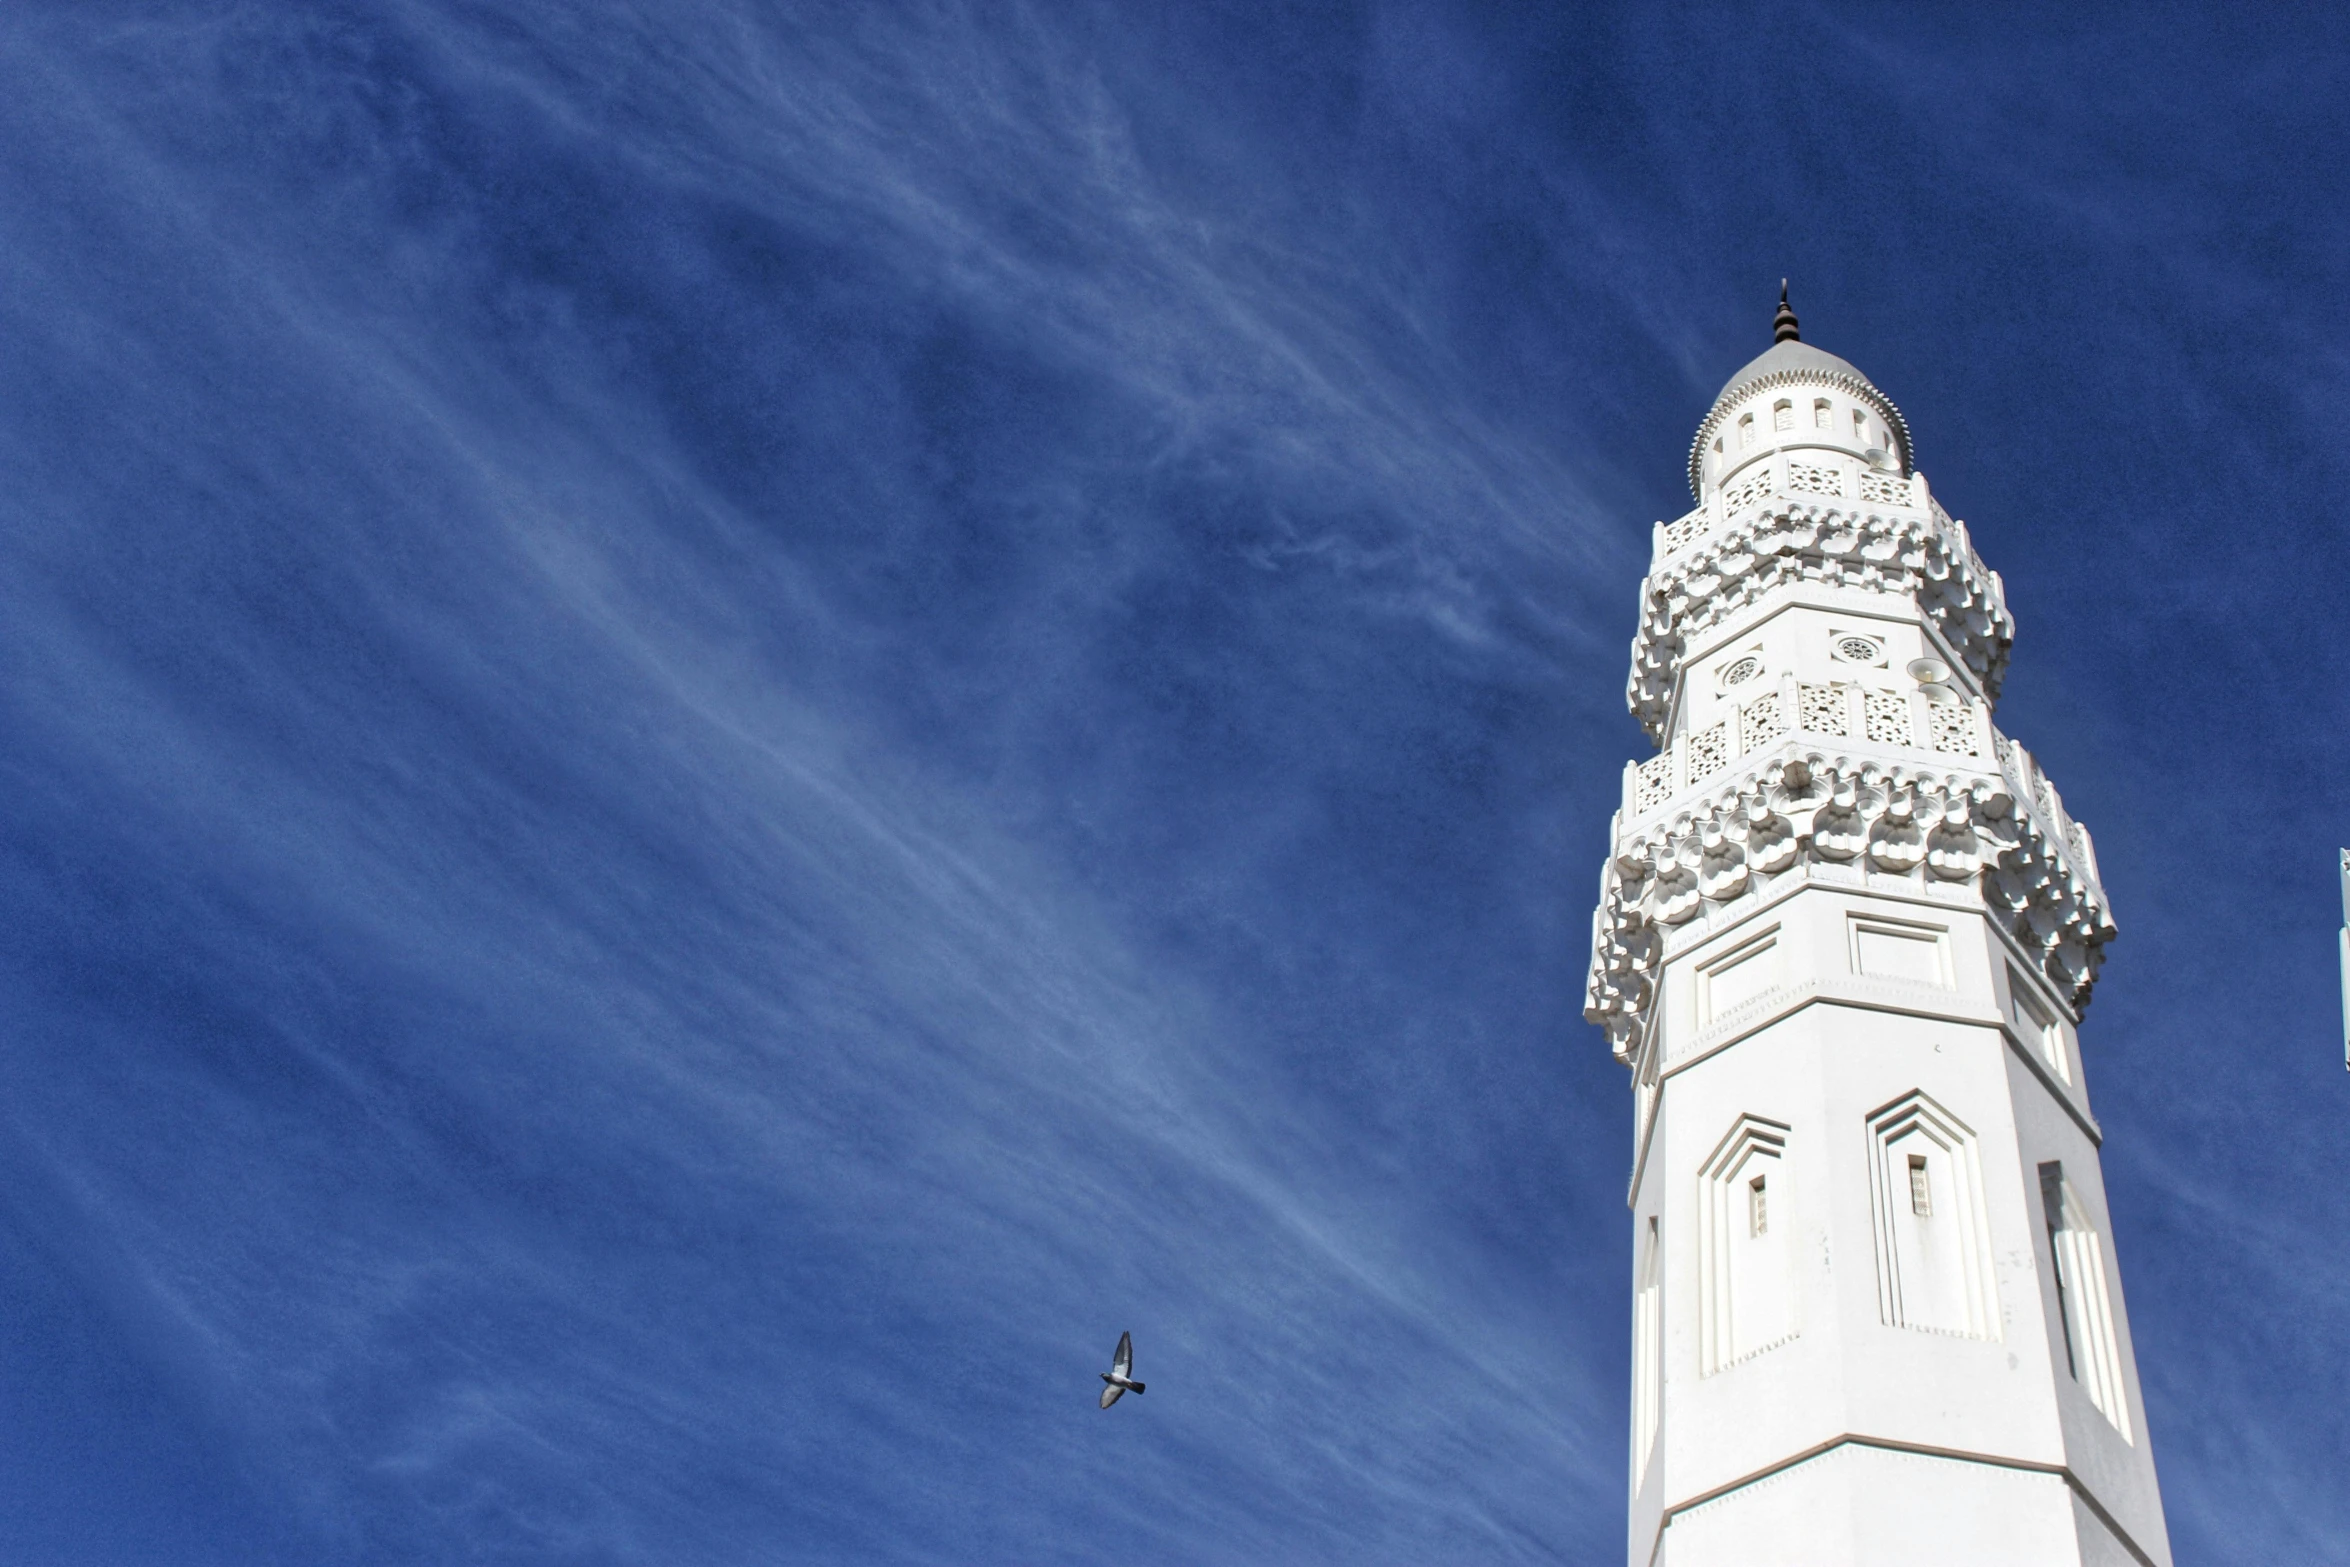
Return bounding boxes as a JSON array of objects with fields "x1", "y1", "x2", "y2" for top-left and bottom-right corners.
[
  {"x1": 1584, "y1": 746, "x2": 2113, "y2": 1063},
  {"x1": 1630, "y1": 677, "x2": 1991, "y2": 819},
  {"x1": 1627, "y1": 493, "x2": 2014, "y2": 744}
]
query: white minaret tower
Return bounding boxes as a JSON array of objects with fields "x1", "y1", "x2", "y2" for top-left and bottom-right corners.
[{"x1": 1586, "y1": 291, "x2": 2172, "y2": 1567}]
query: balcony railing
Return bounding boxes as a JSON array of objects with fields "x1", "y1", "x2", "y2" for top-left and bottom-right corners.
[
  {"x1": 1623, "y1": 677, "x2": 1993, "y2": 821},
  {"x1": 1617, "y1": 684, "x2": 2103, "y2": 906},
  {"x1": 1651, "y1": 454, "x2": 1953, "y2": 565}
]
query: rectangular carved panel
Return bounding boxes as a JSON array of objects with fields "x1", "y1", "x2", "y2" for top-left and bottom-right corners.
[{"x1": 1849, "y1": 916, "x2": 1952, "y2": 988}]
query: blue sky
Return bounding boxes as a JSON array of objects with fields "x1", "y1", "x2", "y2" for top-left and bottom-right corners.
[{"x1": 0, "y1": 4, "x2": 2344, "y2": 1563}]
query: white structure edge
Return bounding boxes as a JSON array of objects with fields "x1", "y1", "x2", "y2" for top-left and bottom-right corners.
[{"x1": 1591, "y1": 299, "x2": 2173, "y2": 1566}]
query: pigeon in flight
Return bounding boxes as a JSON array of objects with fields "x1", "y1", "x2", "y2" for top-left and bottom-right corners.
[{"x1": 1098, "y1": 1331, "x2": 1146, "y2": 1408}]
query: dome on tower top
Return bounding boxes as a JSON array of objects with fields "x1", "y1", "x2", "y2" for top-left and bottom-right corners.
[
  {"x1": 1710, "y1": 338, "x2": 1876, "y2": 409},
  {"x1": 1685, "y1": 289, "x2": 1914, "y2": 499}
]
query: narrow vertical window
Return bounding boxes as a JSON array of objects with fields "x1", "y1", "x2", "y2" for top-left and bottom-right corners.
[
  {"x1": 1698, "y1": 1114, "x2": 1796, "y2": 1372},
  {"x1": 2038, "y1": 1165, "x2": 2077, "y2": 1379},
  {"x1": 1852, "y1": 408, "x2": 1869, "y2": 445},
  {"x1": 1632, "y1": 1216, "x2": 1664, "y2": 1490},
  {"x1": 1773, "y1": 398, "x2": 1794, "y2": 432},
  {"x1": 2039, "y1": 1162, "x2": 2134, "y2": 1440},
  {"x1": 1868, "y1": 1092, "x2": 1998, "y2": 1340},
  {"x1": 1813, "y1": 397, "x2": 1832, "y2": 429},
  {"x1": 1739, "y1": 413, "x2": 1756, "y2": 449}
]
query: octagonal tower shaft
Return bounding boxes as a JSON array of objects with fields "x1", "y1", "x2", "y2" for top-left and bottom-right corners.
[{"x1": 1588, "y1": 308, "x2": 2171, "y2": 1567}]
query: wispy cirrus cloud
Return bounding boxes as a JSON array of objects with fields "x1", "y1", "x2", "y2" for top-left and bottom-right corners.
[{"x1": 1, "y1": 3, "x2": 2345, "y2": 1564}]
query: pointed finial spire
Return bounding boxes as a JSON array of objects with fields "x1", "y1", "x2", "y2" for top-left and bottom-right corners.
[{"x1": 1773, "y1": 281, "x2": 1801, "y2": 343}]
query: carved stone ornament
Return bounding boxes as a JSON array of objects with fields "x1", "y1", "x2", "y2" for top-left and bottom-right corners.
[
  {"x1": 1627, "y1": 499, "x2": 2014, "y2": 744},
  {"x1": 1583, "y1": 749, "x2": 2113, "y2": 1063}
]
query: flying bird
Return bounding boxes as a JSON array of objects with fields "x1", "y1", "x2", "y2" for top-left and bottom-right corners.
[{"x1": 1098, "y1": 1331, "x2": 1146, "y2": 1408}]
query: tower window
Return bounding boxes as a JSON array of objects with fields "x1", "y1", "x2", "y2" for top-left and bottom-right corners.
[
  {"x1": 2040, "y1": 1162, "x2": 2133, "y2": 1440},
  {"x1": 1867, "y1": 1093, "x2": 1998, "y2": 1340},
  {"x1": 1698, "y1": 1115, "x2": 1797, "y2": 1374},
  {"x1": 1852, "y1": 409, "x2": 1869, "y2": 446},
  {"x1": 1814, "y1": 398, "x2": 1832, "y2": 429},
  {"x1": 1832, "y1": 634, "x2": 1883, "y2": 666},
  {"x1": 1633, "y1": 1215, "x2": 1663, "y2": 1484},
  {"x1": 1773, "y1": 399, "x2": 1794, "y2": 432},
  {"x1": 1739, "y1": 413, "x2": 1756, "y2": 449}
]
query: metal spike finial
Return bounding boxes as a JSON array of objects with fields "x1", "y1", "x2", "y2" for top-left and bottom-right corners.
[{"x1": 1773, "y1": 282, "x2": 1801, "y2": 343}]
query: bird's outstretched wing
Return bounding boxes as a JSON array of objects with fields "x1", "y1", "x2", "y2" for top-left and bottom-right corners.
[
  {"x1": 1099, "y1": 1382, "x2": 1125, "y2": 1409},
  {"x1": 1113, "y1": 1332, "x2": 1133, "y2": 1379}
]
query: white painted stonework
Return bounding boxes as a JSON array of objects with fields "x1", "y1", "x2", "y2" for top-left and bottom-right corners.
[{"x1": 1587, "y1": 316, "x2": 2172, "y2": 1567}]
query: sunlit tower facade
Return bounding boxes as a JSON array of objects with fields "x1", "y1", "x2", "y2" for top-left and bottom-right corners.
[{"x1": 1584, "y1": 295, "x2": 2172, "y2": 1566}]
